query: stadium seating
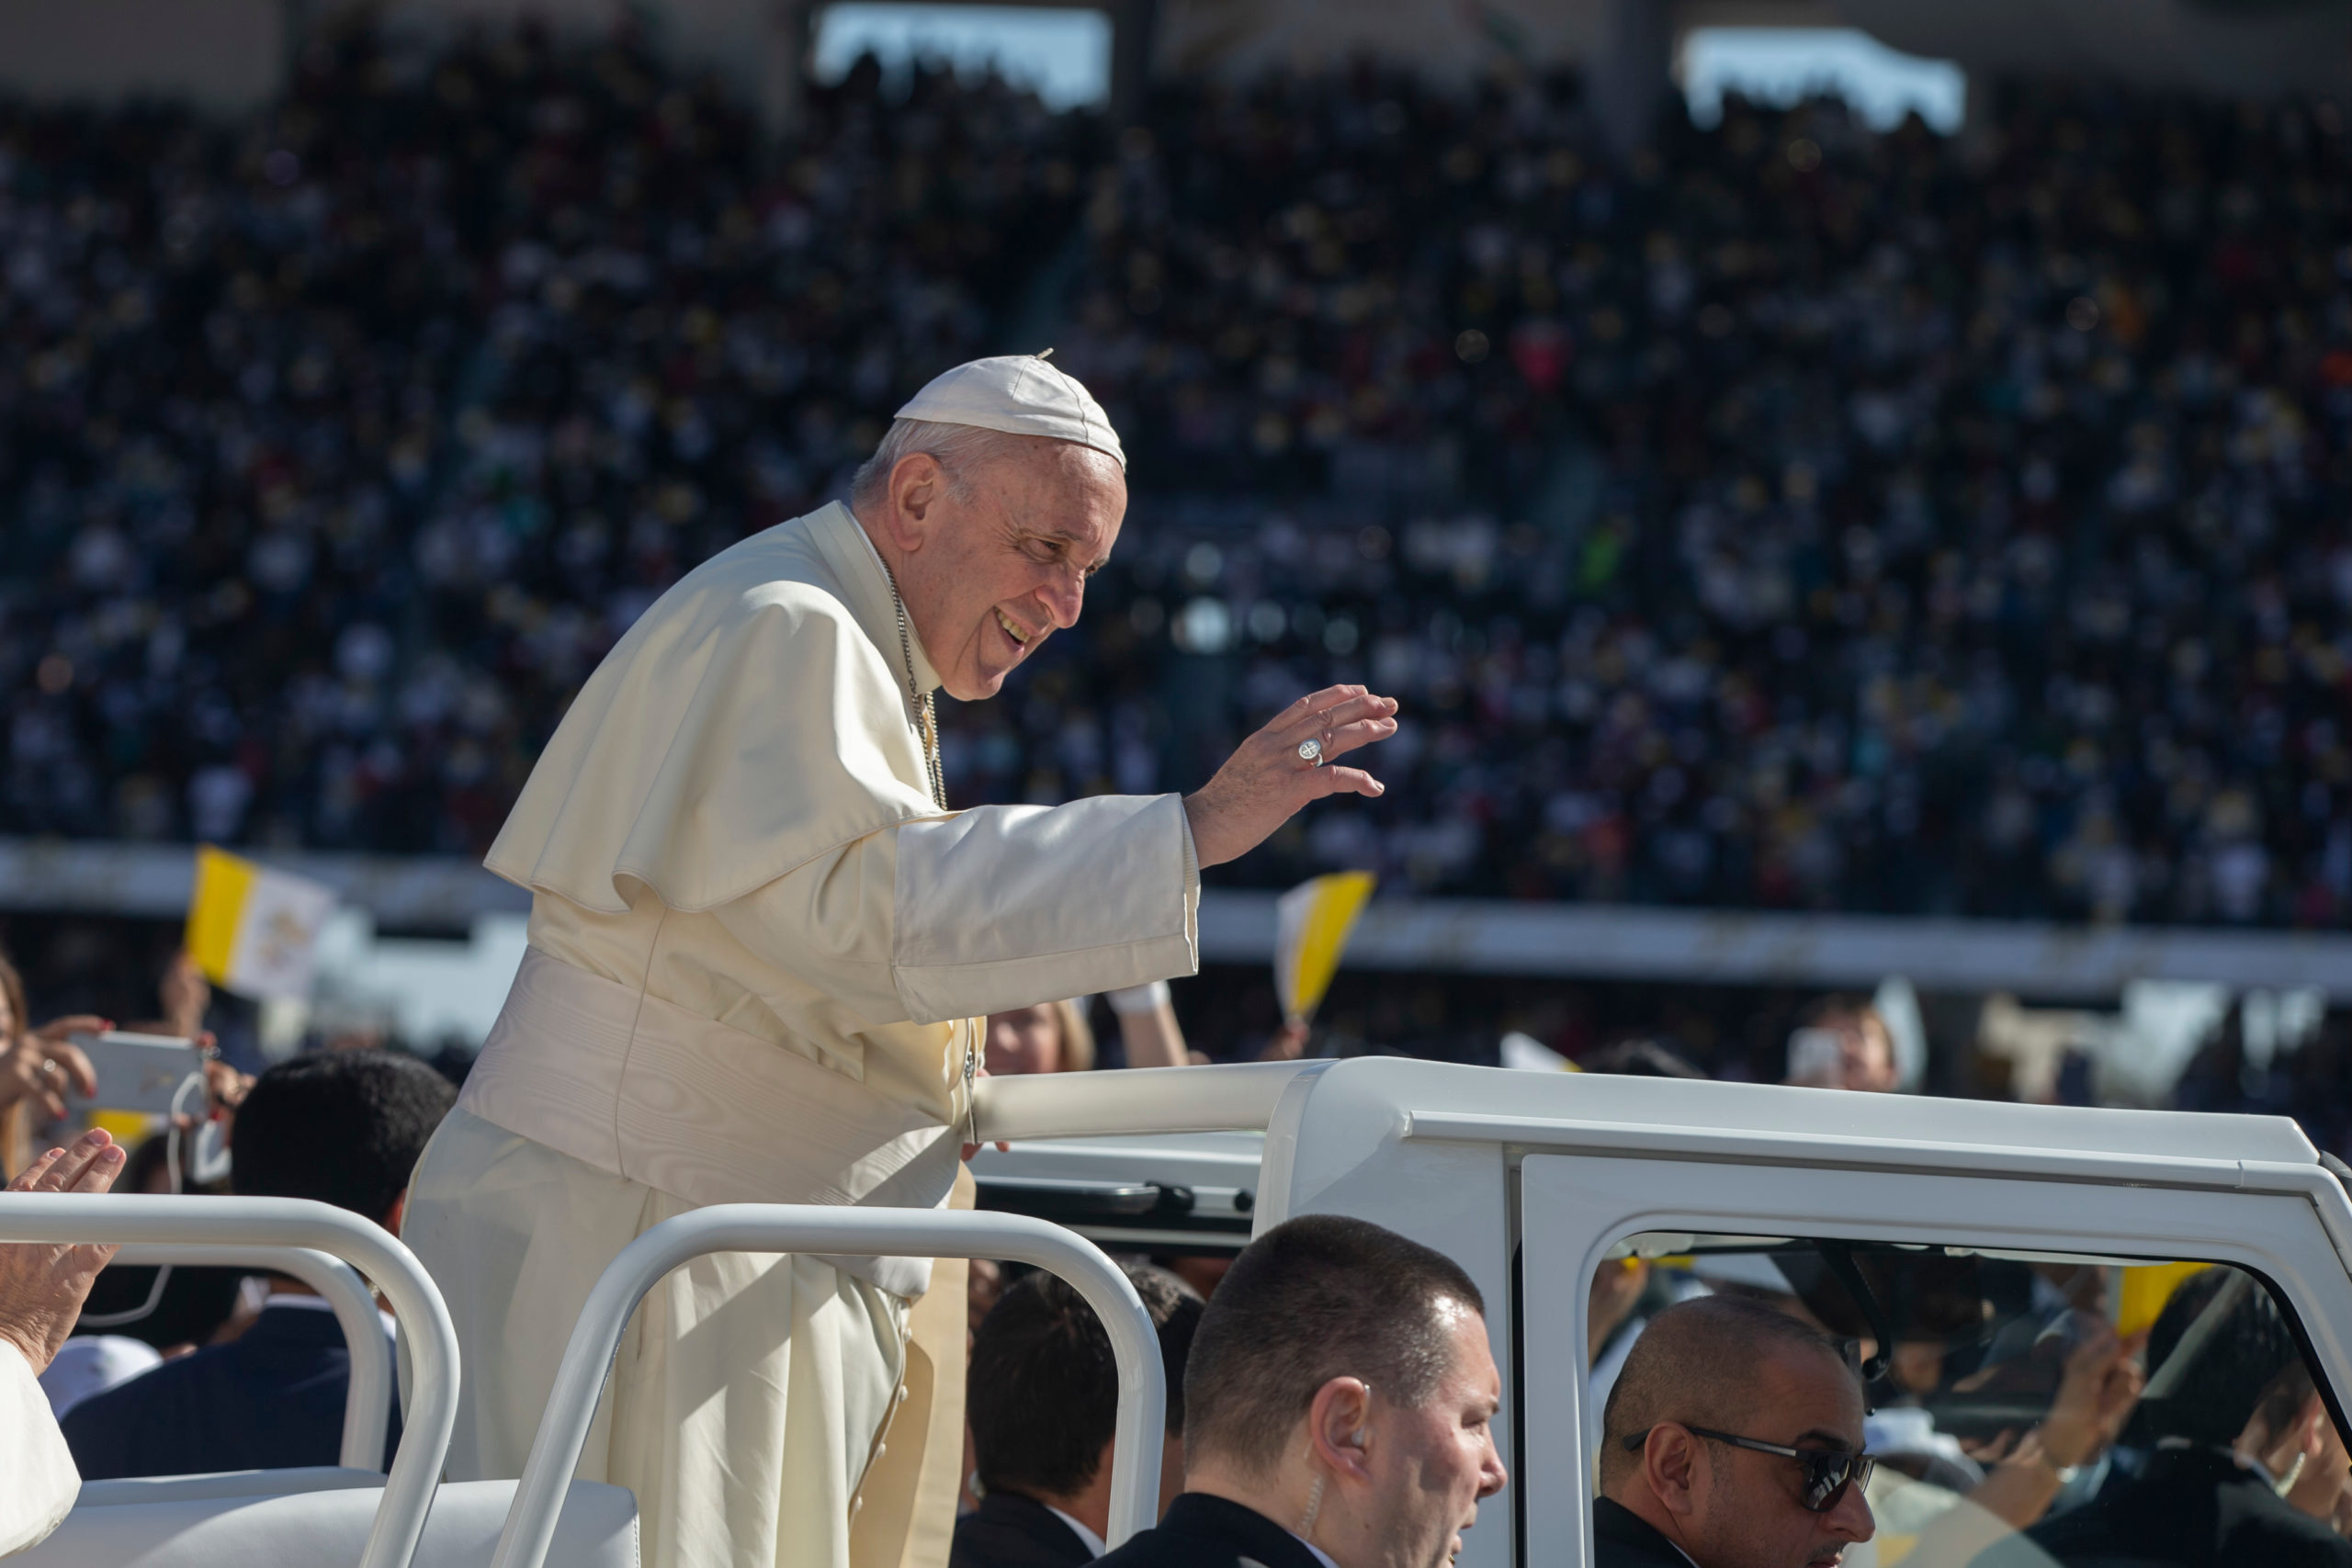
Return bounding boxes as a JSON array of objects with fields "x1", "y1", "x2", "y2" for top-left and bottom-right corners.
[{"x1": 3, "y1": 23, "x2": 2347, "y2": 930}]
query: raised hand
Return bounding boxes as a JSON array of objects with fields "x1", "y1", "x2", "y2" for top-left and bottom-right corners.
[
  {"x1": 1182, "y1": 684, "x2": 1400, "y2": 869},
  {"x1": 0, "y1": 1018, "x2": 105, "y2": 1122},
  {"x1": 0, "y1": 1129, "x2": 128, "y2": 1372}
]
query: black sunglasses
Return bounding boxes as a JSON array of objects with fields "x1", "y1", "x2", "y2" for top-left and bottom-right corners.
[{"x1": 1622, "y1": 1426, "x2": 1875, "y2": 1512}]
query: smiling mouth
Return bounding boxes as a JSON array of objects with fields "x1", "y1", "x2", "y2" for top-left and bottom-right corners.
[{"x1": 994, "y1": 607, "x2": 1035, "y2": 649}]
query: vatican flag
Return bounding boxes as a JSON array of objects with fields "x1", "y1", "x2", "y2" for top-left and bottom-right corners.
[
  {"x1": 1273, "y1": 871, "x2": 1377, "y2": 1025},
  {"x1": 185, "y1": 846, "x2": 338, "y2": 1002}
]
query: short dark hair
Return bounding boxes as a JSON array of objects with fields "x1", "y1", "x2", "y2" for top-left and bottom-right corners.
[
  {"x1": 232, "y1": 1049, "x2": 456, "y2": 1224},
  {"x1": 2141, "y1": 1268, "x2": 2303, "y2": 1447},
  {"x1": 1600, "y1": 1294, "x2": 1855, "y2": 1492},
  {"x1": 969, "y1": 1261, "x2": 1203, "y2": 1500},
  {"x1": 1182, "y1": 1214, "x2": 1486, "y2": 1472}
]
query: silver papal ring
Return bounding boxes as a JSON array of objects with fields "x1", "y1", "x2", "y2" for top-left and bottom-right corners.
[{"x1": 1296, "y1": 738, "x2": 1325, "y2": 766}]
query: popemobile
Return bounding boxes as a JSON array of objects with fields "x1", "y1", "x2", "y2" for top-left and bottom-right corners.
[{"x1": 5, "y1": 1054, "x2": 2348, "y2": 1568}]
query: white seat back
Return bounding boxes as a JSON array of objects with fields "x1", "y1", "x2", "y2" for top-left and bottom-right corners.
[
  {"x1": 17, "y1": 1479, "x2": 636, "y2": 1568},
  {"x1": 0, "y1": 1194, "x2": 463, "y2": 1568}
]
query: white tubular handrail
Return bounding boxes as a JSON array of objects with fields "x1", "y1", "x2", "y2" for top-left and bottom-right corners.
[
  {"x1": 490, "y1": 1205, "x2": 1166, "y2": 1568},
  {"x1": 0, "y1": 1194, "x2": 458, "y2": 1568},
  {"x1": 108, "y1": 1244, "x2": 392, "y2": 1472},
  {"x1": 974, "y1": 1059, "x2": 1322, "y2": 1142}
]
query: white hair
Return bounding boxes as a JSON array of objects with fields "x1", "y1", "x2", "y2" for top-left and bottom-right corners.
[{"x1": 849, "y1": 418, "x2": 1035, "y2": 513}]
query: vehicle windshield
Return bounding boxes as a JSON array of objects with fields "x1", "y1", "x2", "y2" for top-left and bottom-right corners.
[{"x1": 1589, "y1": 1234, "x2": 2348, "y2": 1567}]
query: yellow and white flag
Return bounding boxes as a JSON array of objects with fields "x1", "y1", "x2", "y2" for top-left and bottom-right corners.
[
  {"x1": 1273, "y1": 871, "x2": 1376, "y2": 1025},
  {"x1": 185, "y1": 846, "x2": 338, "y2": 1002}
]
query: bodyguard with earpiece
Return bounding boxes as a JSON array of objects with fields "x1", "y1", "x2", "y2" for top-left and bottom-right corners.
[{"x1": 1091, "y1": 1214, "x2": 1508, "y2": 1568}]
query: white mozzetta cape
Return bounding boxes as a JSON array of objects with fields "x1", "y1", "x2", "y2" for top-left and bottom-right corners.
[{"x1": 464, "y1": 502, "x2": 1199, "y2": 1267}]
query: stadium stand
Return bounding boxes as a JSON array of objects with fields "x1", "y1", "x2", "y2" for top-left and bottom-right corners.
[{"x1": 4, "y1": 22, "x2": 2349, "y2": 931}]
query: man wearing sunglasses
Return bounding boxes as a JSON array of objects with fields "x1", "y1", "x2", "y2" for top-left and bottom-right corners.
[{"x1": 1595, "y1": 1295, "x2": 1876, "y2": 1568}]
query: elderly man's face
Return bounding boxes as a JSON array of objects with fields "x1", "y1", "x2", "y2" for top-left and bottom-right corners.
[{"x1": 888, "y1": 436, "x2": 1125, "y2": 701}]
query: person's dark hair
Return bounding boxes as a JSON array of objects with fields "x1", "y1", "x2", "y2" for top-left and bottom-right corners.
[
  {"x1": 1581, "y1": 1038, "x2": 1707, "y2": 1078},
  {"x1": 1182, "y1": 1214, "x2": 1485, "y2": 1472},
  {"x1": 232, "y1": 1049, "x2": 456, "y2": 1222},
  {"x1": 1600, "y1": 1294, "x2": 1855, "y2": 1491},
  {"x1": 2139, "y1": 1268, "x2": 2303, "y2": 1447},
  {"x1": 969, "y1": 1261, "x2": 1203, "y2": 1500}
]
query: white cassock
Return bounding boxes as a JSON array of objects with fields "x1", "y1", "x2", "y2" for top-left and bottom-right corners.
[
  {"x1": 404, "y1": 497, "x2": 1198, "y2": 1568},
  {"x1": 0, "y1": 1342, "x2": 78, "y2": 1557}
]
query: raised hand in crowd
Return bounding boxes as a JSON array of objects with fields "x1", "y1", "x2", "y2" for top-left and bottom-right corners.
[
  {"x1": 0, "y1": 1130, "x2": 127, "y2": 1374},
  {"x1": 1962, "y1": 1312, "x2": 2146, "y2": 1530},
  {"x1": 0, "y1": 1019, "x2": 105, "y2": 1125}
]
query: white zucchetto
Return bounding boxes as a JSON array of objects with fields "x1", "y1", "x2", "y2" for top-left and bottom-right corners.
[{"x1": 893, "y1": 353, "x2": 1125, "y2": 470}]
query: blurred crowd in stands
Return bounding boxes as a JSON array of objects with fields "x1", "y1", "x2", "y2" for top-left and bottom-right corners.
[
  {"x1": 0, "y1": 22, "x2": 1091, "y2": 857},
  {"x1": 4, "y1": 21, "x2": 2350, "y2": 931},
  {"x1": 1041, "y1": 71, "x2": 2352, "y2": 923}
]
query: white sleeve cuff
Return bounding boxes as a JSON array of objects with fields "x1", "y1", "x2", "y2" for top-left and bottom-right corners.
[{"x1": 1106, "y1": 979, "x2": 1173, "y2": 1015}]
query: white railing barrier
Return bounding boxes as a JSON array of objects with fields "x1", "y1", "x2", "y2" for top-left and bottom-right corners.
[
  {"x1": 0, "y1": 1194, "x2": 458, "y2": 1568},
  {"x1": 489, "y1": 1205, "x2": 1166, "y2": 1568},
  {"x1": 107, "y1": 1243, "x2": 392, "y2": 1472}
]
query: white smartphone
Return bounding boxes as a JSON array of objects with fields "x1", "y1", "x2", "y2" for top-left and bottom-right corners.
[
  {"x1": 64, "y1": 1032, "x2": 207, "y2": 1113},
  {"x1": 1785, "y1": 1027, "x2": 1846, "y2": 1088}
]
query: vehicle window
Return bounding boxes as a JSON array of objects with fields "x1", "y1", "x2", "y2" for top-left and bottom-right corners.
[{"x1": 1587, "y1": 1233, "x2": 2350, "y2": 1568}]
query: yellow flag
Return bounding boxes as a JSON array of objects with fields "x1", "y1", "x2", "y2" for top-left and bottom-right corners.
[
  {"x1": 2116, "y1": 1260, "x2": 2211, "y2": 1338},
  {"x1": 1273, "y1": 871, "x2": 1377, "y2": 1025},
  {"x1": 186, "y1": 846, "x2": 338, "y2": 1002}
]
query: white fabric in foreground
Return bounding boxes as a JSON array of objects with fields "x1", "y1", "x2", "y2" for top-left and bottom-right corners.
[
  {"x1": 894, "y1": 355, "x2": 1124, "y2": 468},
  {"x1": 0, "y1": 1339, "x2": 78, "y2": 1557},
  {"x1": 12, "y1": 1477, "x2": 637, "y2": 1568},
  {"x1": 457, "y1": 949, "x2": 959, "y2": 1298},
  {"x1": 404, "y1": 1108, "x2": 900, "y2": 1568}
]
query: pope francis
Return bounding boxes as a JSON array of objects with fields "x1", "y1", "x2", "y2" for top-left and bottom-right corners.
[{"x1": 402, "y1": 354, "x2": 1400, "y2": 1568}]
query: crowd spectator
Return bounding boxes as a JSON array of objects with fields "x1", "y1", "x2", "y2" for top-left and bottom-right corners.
[
  {"x1": 1781, "y1": 995, "x2": 1898, "y2": 1091},
  {"x1": 59, "y1": 1048, "x2": 455, "y2": 1478},
  {"x1": 985, "y1": 983, "x2": 1193, "y2": 1075},
  {"x1": 1095, "y1": 1213, "x2": 1506, "y2": 1568},
  {"x1": 0, "y1": 952, "x2": 104, "y2": 1176},
  {"x1": 955, "y1": 1261, "x2": 1202, "y2": 1567}
]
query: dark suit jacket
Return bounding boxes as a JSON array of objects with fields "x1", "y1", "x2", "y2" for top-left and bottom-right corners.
[
  {"x1": 953, "y1": 1492, "x2": 1100, "y2": 1568},
  {"x1": 2020, "y1": 1448, "x2": 2352, "y2": 1568},
  {"x1": 62, "y1": 1303, "x2": 401, "y2": 1481},
  {"x1": 1091, "y1": 1493, "x2": 1327, "y2": 1568},
  {"x1": 1594, "y1": 1497, "x2": 1698, "y2": 1568}
]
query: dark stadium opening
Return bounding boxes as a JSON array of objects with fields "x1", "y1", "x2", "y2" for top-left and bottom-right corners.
[{"x1": 810, "y1": 2, "x2": 1113, "y2": 108}]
